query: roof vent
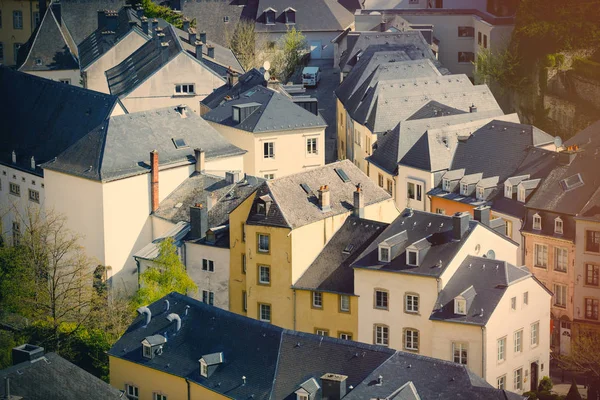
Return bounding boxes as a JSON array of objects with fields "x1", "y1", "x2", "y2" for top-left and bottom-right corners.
[
  {"x1": 560, "y1": 173, "x2": 584, "y2": 191},
  {"x1": 11, "y1": 151, "x2": 16, "y2": 164}
]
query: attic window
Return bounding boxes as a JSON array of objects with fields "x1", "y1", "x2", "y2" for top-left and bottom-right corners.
[
  {"x1": 560, "y1": 173, "x2": 584, "y2": 191},
  {"x1": 517, "y1": 186, "x2": 526, "y2": 202},
  {"x1": 342, "y1": 244, "x2": 355, "y2": 254},
  {"x1": 504, "y1": 183, "x2": 512, "y2": 198},
  {"x1": 460, "y1": 183, "x2": 469, "y2": 196},
  {"x1": 143, "y1": 344, "x2": 152, "y2": 359},
  {"x1": 443, "y1": 179, "x2": 451, "y2": 192},
  {"x1": 379, "y1": 246, "x2": 390, "y2": 263},
  {"x1": 200, "y1": 359, "x2": 208, "y2": 377},
  {"x1": 233, "y1": 107, "x2": 240, "y2": 122},
  {"x1": 173, "y1": 138, "x2": 188, "y2": 149},
  {"x1": 257, "y1": 203, "x2": 265, "y2": 215},
  {"x1": 284, "y1": 7, "x2": 296, "y2": 24},
  {"x1": 455, "y1": 298, "x2": 467, "y2": 315},
  {"x1": 533, "y1": 213, "x2": 542, "y2": 231},
  {"x1": 264, "y1": 8, "x2": 276, "y2": 24},
  {"x1": 300, "y1": 183, "x2": 312, "y2": 194},
  {"x1": 555, "y1": 217, "x2": 563, "y2": 235},
  {"x1": 407, "y1": 250, "x2": 418, "y2": 266},
  {"x1": 334, "y1": 168, "x2": 350, "y2": 183},
  {"x1": 476, "y1": 187, "x2": 485, "y2": 200}
]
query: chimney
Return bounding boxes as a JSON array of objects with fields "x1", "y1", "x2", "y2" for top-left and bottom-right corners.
[
  {"x1": 469, "y1": 103, "x2": 477, "y2": 113},
  {"x1": 4, "y1": 377, "x2": 10, "y2": 400},
  {"x1": 97, "y1": 10, "x2": 106, "y2": 28},
  {"x1": 160, "y1": 41, "x2": 169, "y2": 62},
  {"x1": 321, "y1": 373, "x2": 348, "y2": 400},
  {"x1": 199, "y1": 31, "x2": 207, "y2": 44},
  {"x1": 150, "y1": 150, "x2": 159, "y2": 212},
  {"x1": 225, "y1": 171, "x2": 240, "y2": 184},
  {"x1": 194, "y1": 148, "x2": 205, "y2": 173},
  {"x1": 190, "y1": 203, "x2": 208, "y2": 239},
  {"x1": 39, "y1": 0, "x2": 47, "y2": 22},
  {"x1": 30, "y1": 156, "x2": 35, "y2": 170},
  {"x1": 51, "y1": 1, "x2": 61, "y2": 25},
  {"x1": 207, "y1": 45, "x2": 215, "y2": 58},
  {"x1": 136, "y1": 5, "x2": 144, "y2": 18},
  {"x1": 207, "y1": 192, "x2": 218, "y2": 210},
  {"x1": 558, "y1": 148, "x2": 577, "y2": 165},
  {"x1": 183, "y1": 18, "x2": 190, "y2": 31},
  {"x1": 11, "y1": 150, "x2": 16, "y2": 164},
  {"x1": 227, "y1": 68, "x2": 238, "y2": 87},
  {"x1": 137, "y1": 306, "x2": 152, "y2": 326},
  {"x1": 353, "y1": 183, "x2": 364, "y2": 218},
  {"x1": 106, "y1": 10, "x2": 118, "y2": 31},
  {"x1": 188, "y1": 29, "x2": 197, "y2": 45},
  {"x1": 318, "y1": 185, "x2": 331, "y2": 212},
  {"x1": 473, "y1": 205, "x2": 491, "y2": 226},
  {"x1": 195, "y1": 41, "x2": 203, "y2": 60},
  {"x1": 452, "y1": 212, "x2": 471, "y2": 240},
  {"x1": 141, "y1": 17, "x2": 149, "y2": 34},
  {"x1": 152, "y1": 18, "x2": 158, "y2": 34},
  {"x1": 166, "y1": 313, "x2": 181, "y2": 332},
  {"x1": 12, "y1": 344, "x2": 45, "y2": 365}
]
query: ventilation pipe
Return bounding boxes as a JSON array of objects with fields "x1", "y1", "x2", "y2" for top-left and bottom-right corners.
[
  {"x1": 30, "y1": 156, "x2": 35, "y2": 170},
  {"x1": 150, "y1": 150, "x2": 159, "y2": 212},
  {"x1": 164, "y1": 299, "x2": 170, "y2": 313},
  {"x1": 11, "y1": 151, "x2": 16, "y2": 164},
  {"x1": 166, "y1": 313, "x2": 181, "y2": 332},
  {"x1": 137, "y1": 306, "x2": 152, "y2": 326}
]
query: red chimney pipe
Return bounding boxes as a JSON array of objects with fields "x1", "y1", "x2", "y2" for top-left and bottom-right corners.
[{"x1": 150, "y1": 150, "x2": 159, "y2": 212}]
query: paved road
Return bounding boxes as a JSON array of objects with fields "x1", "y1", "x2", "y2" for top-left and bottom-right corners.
[{"x1": 293, "y1": 59, "x2": 340, "y2": 164}]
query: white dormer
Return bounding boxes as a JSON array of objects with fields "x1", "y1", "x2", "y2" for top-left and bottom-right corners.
[
  {"x1": 533, "y1": 213, "x2": 542, "y2": 230},
  {"x1": 518, "y1": 186, "x2": 526, "y2": 202},
  {"x1": 407, "y1": 250, "x2": 418, "y2": 266},
  {"x1": 405, "y1": 237, "x2": 431, "y2": 267},
  {"x1": 504, "y1": 175, "x2": 530, "y2": 199},
  {"x1": 460, "y1": 183, "x2": 469, "y2": 196},
  {"x1": 295, "y1": 377, "x2": 320, "y2": 400},
  {"x1": 504, "y1": 183, "x2": 512, "y2": 198},
  {"x1": 141, "y1": 335, "x2": 167, "y2": 360},
  {"x1": 476, "y1": 187, "x2": 485, "y2": 200},
  {"x1": 284, "y1": 7, "x2": 296, "y2": 24},
  {"x1": 378, "y1": 230, "x2": 408, "y2": 263},
  {"x1": 264, "y1": 7, "x2": 276, "y2": 24},
  {"x1": 379, "y1": 245, "x2": 390, "y2": 263},
  {"x1": 199, "y1": 352, "x2": 224, "y2": 378},
  {"x1": 555, "y1": 217, "x2": 563, "y2": 234},
  {"x1": 455, "y1": 297, "x2": 467, "y2": 315}
]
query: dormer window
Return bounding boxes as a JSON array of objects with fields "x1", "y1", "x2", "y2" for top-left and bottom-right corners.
[
  {"x1": 257, "y1": 203, "x2": 265, "y2": 214},
  {"x1": 232, "y1": 107, "x2": 240, "y2": 122},
  {"x1": 518, "y1": 186, "x2": 526, "y2": 202},
  {"x1": 143, "y1": 344, "x2": 152, "y2": 358},
  {"x1": 379, "y1": 246, "x2": 390, "y2": 262},
  {"x1": 200, "y1": 359, "x2": 208, "y2": 377},
  {"x1": 443, "y1": 179, "x2": 451, "y2": 192},
  {"x1": 555, "y1": 217, "x2": 563, "y2": 234},
  {"x1": 284, "y1": 7, "x2": 296, "y2": 24},
  {"x1": 264, "y1": 8, "x2": 276, "y2": 24},
  {"x1": 476, "y1": 187, "x2": 485, "y2": 200},
  {"x1": 141, "y1": 335, "x2": 167, "y2": 360},
  {"x1": 455, "y1": 298, "x2": 467, "y2": 315},
  {"x1": 533, "y1": 214, "x2": 542, "y2": 230},
  {"x1": 461, "y1": 183, "x2": 469, "y2": 196},
  {"x1": 504, "y1": 183, "x2": 512, "y2": 198},
  {"x1": 407, "y1": 250, "x2": 418, "y2": 266},
  {"x1": 199, "y1": 352, "x2": 224, "y2": 378}
]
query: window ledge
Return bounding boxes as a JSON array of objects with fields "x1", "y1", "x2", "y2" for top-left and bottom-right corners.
[
  {"x1": 533, "y1": 265, "x2": 547, "y2": 269},
  {"x1": 374, "y1": 306, "x2": 389, "y2": 311},
  {"x1": 173, "y1": 93, "x2": 196, "y2": 97}
]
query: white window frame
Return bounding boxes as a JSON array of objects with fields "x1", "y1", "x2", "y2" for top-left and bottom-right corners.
[
  {"x1": 518, "y1": 186, "x2": 526, "y2": 202},
  {"x1": 258, "y1": 233, "x2": 270, "y2": 253},
  {"x1": 514, "y1": 329, "x2": 523, "y2": 353},
  {"x1": 504, "y1": 184, "x2": 512, "y2": 198},
  {"x1": 513, "y1": 368, "x2": 523, "y2": 391},
  {"x1": 460, "y1": 183, "x2": 469, "y2": 196},
  {"x1": 143, "y1": 344, "x2": 152, "y2": 358},
  {"x1": 455, "y1": 298, "x2": 467, "y2": 315},
  {"x1": 405, "y1": 293, "x2": 419, "y2": 313},
  {"x1": 306, "y1": 137, "x2": 318, "y2": 156},
  {"x1": 175, "y1": 83, "x2": 195, "y2": 94},
  {"x1": 28, "y1": 188, "x2": 40, "y2": 203},
  {"x1": 404, "y1": 329, "x2": 419, "y2": 351},
  {"x1": 259, "y1": 303, "x2": 271, "y2": 322},
  {"x1": 374, "y1": 324, "x2": 389, "y2": 346},
  {"x1": 531, "y1": 321, "x2": 539, "y2": 347},
  {"x1": 533, "y1": 213, "x2": 542, "y2": 230},
  {"x1": 452, "y1": 342, "x2": 468, "y2": 365},
  {"x1": 340, "y1": 295, "x2": 350, "y2": 312},
  {"x1": 476, "y1": 186, "x2": 485, "y2": 200},
  {"x1": 263, "y1": 173, "x2": 275, "y2": 180},
  {"x1": 523, "y1": 291, "x2": 528, "y2": 306},
  {"x1": 406, "y1": 250, "x2": 418, "y2": 266},
  {"x1": 312, "y1": 291, "x2": 323, "y2": 308},
  {"x1": 339, "y1": 332, "x2": 352, "y2": 340},
  {"x1": 554, "y1": 247, "x2": 568, "y2": 272},
  {"x1": 232, "y1": 107, "x2": 240, "y2": 122},
  {"x1": 200, "y1": 359, "x2": 208, "y2": 377},
  {"x1": 443, "y1": 179, "x2": 450, "y2": 191},
  {"x1": 126, "y1": 384, "x2": 139, "y2": 400},
  {"x1": 263, "y1": 142, "x2": 275, "y2": 159},
  {"x1": 154, "y1": 393, "x2": 167, "y2": 400},
  {"x1": 379, "y1": 245, "x2": 390, "y2": 262},
  {"x1": 555, "y1": 217, "x2": 563, "y2": 234},
  {"x1": 497, "y1": 375, "x2": 506, "y2": 390},
  {"x1": 9, "y1": 182, "x2": 20, "y2": 196},
  {"x1": 315, "y1": 329, "x2": 328, "y2": 336},
  {"x1": 375, "y1": 290, "x2": 388, "y2": 310},
  {"x1": 497, "y1": 337, "x2": 506, "y2": 362},
  {"x1": 297, "y1": 394, "x2": 309, "y2": 400},
  {"x1": 13, "y1": 10, "x2": 23, "y2": 29},
  {"x1": 554, "y1": 284, "x2": 567, "y2": 308},
  {"x1": 258, "y1": 265, "x2": 270, "y2": 284},
  {"x1": 511, "y1": 296, "x2": 517, "y2": 310},
  {"x1": 534, "y1": 243, "x2": 548, "y2": 268}
]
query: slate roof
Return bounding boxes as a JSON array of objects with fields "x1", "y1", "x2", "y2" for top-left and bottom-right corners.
[
  {"x1": 42, "y1": 106, "x2": 245, "y2": 182},
  {"x1": 369, "y1": 110, "x2": 509, "y2": 175},
  {"x1": 0, "y1": 67, "x2": 120, "y2": 176},
  {"x1": 245, "y1": 160, "x2": 392, "y2": 229},
  {"x1": 110, "y1": 292, "x2": 520, "y2": 400},
  {"x1": 202, "y1": 85, "x2": 326, "y2": 133},
  {"x1": 406, "y1": 100, "x2": 467, "y2": 120},
  {"x1": 60, "y1": 0, "x2": 128, "y2": 45},
  {"x1": 254, "y1": 0, "x2": 354, "y2": 33},
  {"x1": 202, "y1": 68, "x2": 267, "y2": 110},
  {"x1": 0, "y1": 352, "x2": 124, "y2": 399},
  {"x1": 430, "y1": 256, "x2": 533, "y2": 326},
  {"x1": 351, "y1": 209, "x2": 481, "y2": 278},
  {"x1": 344, "y1": 351, "x2": 525, "y2": 400},
  {"x1": 18, "y1": 4, "x2": 79, "y2": 71},
  {"x1": 293, "y1": 216, "x2": 389, "y2": 294}
]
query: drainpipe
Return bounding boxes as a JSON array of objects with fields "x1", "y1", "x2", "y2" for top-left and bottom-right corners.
[
  {"x1": 186, "y1": 378, "x2": 191, "y2": 400},
  {"x1": 293, "y1": 289, "x2": 297, "y2": 331},
  {"x1": 481, "y1": 326, "x2": 486, "y2": 380}
]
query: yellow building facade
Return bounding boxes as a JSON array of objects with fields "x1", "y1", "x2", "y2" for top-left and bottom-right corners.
[
  {"x1": 294, "y1": 290, "x2": 358, "y2": 339},
  {"x1": 0, "y1": 0, "x2": 44, "y2": 66}
]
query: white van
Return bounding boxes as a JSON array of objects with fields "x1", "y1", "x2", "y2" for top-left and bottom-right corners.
[{"x1": 302, "y1": 66, "x2": 321, "y2": 87}]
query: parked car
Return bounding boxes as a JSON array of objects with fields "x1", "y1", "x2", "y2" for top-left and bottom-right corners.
[{"x1": 302, "y1": 66, "x2": 321, "y2": 87}]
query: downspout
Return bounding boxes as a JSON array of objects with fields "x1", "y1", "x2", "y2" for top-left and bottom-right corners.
[
  {"x1": 293, "y1": 289, "x2": 297, "y2": 331},
  {"x1": 481, "y1": 326, "x2": 486, "y2": 381},
  {"x1": 185, "y1": 378, "x2": 191, "y2": 400}
]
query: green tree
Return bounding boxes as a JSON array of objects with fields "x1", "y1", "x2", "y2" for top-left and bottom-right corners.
[
  {"x1": 227, "y1": 19, "x2": 258, "y2": 71},
  {"x1": 132, "y1": 238, "x2": 197, "y2": 308},
  {"x1": 139, "y1": 0, "x2": 189, "y2": 29},
  {"x1": 272, "y1": 27, "x2": 308, "y2": 81},
  {"x1": 474, "y1": 48, "x2": 526, "y2": 92},
  {"x1": 557, "y1": 329, "x2": 600, "y2": 399}
]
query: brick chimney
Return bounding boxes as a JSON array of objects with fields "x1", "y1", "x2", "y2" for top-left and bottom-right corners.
[
  {"x1": 195, "y1": 41, "x2": 203, "y2": 60},
  {"x1": 150, "y1": 150, "x2": 159, "y2": 212},
  {"x1": 318, "y1": 185, "x2": 331, "y2": 212},
  {"x1": 194, "y1": 148, "x2": 205, "y2": 174},
  {"x1": 227, "y1": 68, "x2": 239, "y2": 87},
  {"x1": 353, "y1": 183, "x2": 364, "y2": 218}
]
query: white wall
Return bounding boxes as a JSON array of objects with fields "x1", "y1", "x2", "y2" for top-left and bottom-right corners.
[
  {"x1": 257, "y1": 31, "x2": 338, "y2": 60},
  {"x1": 397, "y1": 166, "x2": 433, "y2": 212},
  {"x1": 185, "y1": 242, "x2": 230, "y2": 310},
  {"x1": 25, "y1": 69, "x2": 82, "y2": 86}
]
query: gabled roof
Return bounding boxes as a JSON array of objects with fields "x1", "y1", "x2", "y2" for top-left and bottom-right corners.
[
  {"x1": 293, "y1": 216, "x2": 389, "y2": 294},
  {"x1": 18, "y1": 4, "x2": 79, "y2": 71},
  {"x1": 202, "y1": 69, "x2": 267, "y2": 110},
  {"x1": 42, "y1": 106, "x2": 245, "y2": 182},
  {"x1": 406, "y1": 100, "x2": 467, "y2": 120},
  {"x1": 202, "y1": 85, "x2": 326, "y2": 133},
  {"x1": 0, "y1": 352, "x2": 123, "y2": 399},
  {"x1": 0, "y1": 67, "x2": 120, "y2": 176},
  {"x1": 245, "y1": 160, "x2": 392, "y2": 229},
  {"x1": 60, "y1": 0, "x2": 128, "y2": 45},
  {"x1": 255, "y1": 0, "x2": 354, "y2": 33},
  {"x1": 430, "y1": 255, "x2": 535, "y2": 326}
]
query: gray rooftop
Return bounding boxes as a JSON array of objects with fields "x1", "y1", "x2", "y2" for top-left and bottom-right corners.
[
  {"x1": 255, "y1": 0, "x2": 354, "y2": 33},
  {"x1": 42, "y1": 106, "x2": 245, "y2": 182},
  {"x1": 202, "y1": 69, "x2": 267, "y2": 110},
  {"x1": 245, "y1": 160, "x2": 392, "y2": 229},
  {"x1": 202, "y1": 85, "x2": 326, "y2": 133}
]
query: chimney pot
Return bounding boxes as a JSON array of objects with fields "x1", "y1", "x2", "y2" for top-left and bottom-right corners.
[
  {"x1": 141, "y1": 17, "x2": 149, "y2": 34},
  {"x1": 150, "y1": 150, "x2": 159, "y2": 212},
  {"x1": 152, "y1": 18, "x2": 158, "y2": 34},
  {"x1": 469, "y1": 104, "x2": 477, "y2": 113},
  {"x1": 199, "y1": 31, "x2": 207, "y2": 44},
  {"x1": 318, "y1": 185, "x2": 331, "y2": 212},
  {"x1": 195, "y1": 41, "x2": 203, "y2": 60},
  {"x1": 189, "y1": 30, "x2": 197, "y2": 45},
  {"x1": 353, "y1": 183, "x2": 364, "y2": 218},
  {"x1": 452, "y1": 212, "x2": 470, "y2": 240},
  {"x1": 207, "y1": 45, "x2": 215, "y2": 58},
  {"x1": 183, "y1": 18, "x2": 190, "y2": 31},
  {"x1": 190, "y1": 203, "x2": 208, "y2": 239},
  {"x1": 194, "y1": 148, "x2": 205, "y2": 173}
]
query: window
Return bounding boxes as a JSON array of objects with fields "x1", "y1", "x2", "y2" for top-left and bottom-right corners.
[
  {"x1": 232, "y1": 107, "x2": 240, "y2": 122},
  {"x1": 13, "y1": 11, "x2": 23, "y2": 29},
  {"x1": 458, "y1": 52, "x2": 474, "y2": 63},
  {"x1": 458, "y1": 26, "x2": 474, "y2": 37},
  {"x1": 298, "y1": 394, "x2": 309, "y2": 400},
  {"x1": 531, "y1": 322, "x2": 539, "y2": 346},
  {"x1": 417, "y1": 184, "x2": 422, "y2": 201},
  {"x1": 242, "y1": 290, "x2": 247, "y2": 311},
  {"x1": 315, "y1": 329, "x2": 329, "y2": 336},
  {"x1": 258, "y1": 265, "x2": 270, "y2": 285},
  {"x1": 386, "y1": 179, "x2": 393, "y2": 195},
  {"x1": 554, "y1": 247, "x2": 568, "y2": 272},
  {"x1": 259, "y1": 303, "x2": 271, "y2": 322},
  {"x1": 518, "y1": 186, "x2": 526, "y2": 202},
  {"x1": 476, "y1": 187, "x2": 485, "y2": 200},
  {"x1": 497, "y1": 375, "x2": 506, "y2": 390},
  {"x1": 455, "y1": 298, "x2": 467, "y2": 315},
  {"x1": 13, "y1": 43, "x2": 21, "y2": 63},
  {"x1": 534, "y1": 244, "x2": 548, "y2": 268},
  {"x1": 554, "y1": 284, "x2": 567, "y2": 308},
  {"x1": 9, "y1": 183, "x2": 20, "y2": 196},
  {"x1": 378, "y1": 173, "x2": 383, "y2": 187},
  {"x1": 175, "y1": 84, "x2": 195, "y2": 94},
  {"x1": 265, "y1": 9, "x2": 275, "y2": 24},
  {"x1": 404, "y1": 329, "x2": 419, "y2": 351},
  {"x1": 263, "y1": 142, "x2": 275, "y2": 158},
  {"x1": 154, "y1": 393, "x2": 167, "y2": 400},
  {"x1": 306, "y1": 138, "x2": 318, "y2": 155},
  {"x1": 513, "y1": 368, "x2": 523, "y2": 391},
  {"x1": 555, "y1": 217, "x2": 563, "y2": 234},
  {"x1": 436, "y1": 208, "x2": 445, "y2": 214},
  {"x1": 514, "y1": 330, "x2": 523, "y2": 353},
  {"x1": 241, "y1": 223, "x2": 246, "y2": 242},
  {"x1": 143, "y1": 344, "x2": 152, "y2": 358},
  {"x1": 483, "y1": 34, "x2": 488, "y2": 48},
  {"x1": 257, "y1": 233, "x2": 270, "y2": 253},
  {"x1": 379, "y1": 246, "x2": 390, "y2": 263},
  {"x1": 242, "y1": 254, "x2": 246, "y2": 274},
  {"x1": 478, "y1": 31, "x2": 482, "y2": 45},
  {"x1": 223, "y1": 16, "x2": 229, "y2": 22},
  {"x1": 407, "y1": 182, "x2": 415, "y2": 199},
  {"x1": 586, "y1": 264, "x2": 599, "y2": 286},
  {"x1": 12, "y1": 222, "x2": 20, "y2": 246},
  {"x1": 202, "y1": 259, "x2": 214, "y2": 272},
  {"x1": 374, "y1": 290, "x2": 388, "y2": 310},
  {"x1": 34, "y1": 11, "x2": 40, "y2": 28},
  {"x1": 263, "y1": 173, "x2": 275, "y2": 180},
  {"x1": 27, "y1": 189, "x2": 39, "y2": 203},
  {"x1": 461, "y1": 183, "x2": 469, "y2": 195},
  {"x1": 374, "y1": 324, "x2": 389, "y2": 346},
  {"x1": 511, "y1": 296, "x2": 517, "y2": 310},
  {"x1": 0, "y1": 43, "x2": 3, "y2": 62},
  {"x1": 453, "y1": 343, "x2": 467, "y2": 365},
  {"x1": 202, "y1": 290, "x2": 214, "y2": 305},
  {"x1": 523, "y1": 292, "x2": 529, "y2": 306},
  {"x1": 339, "y1": 332, "x2": 352, "y2": 340},
  {"x1": 405, "y1": 294, "x2": 419, "y2": 313},
  {"x1": 409, "y1": 0, "x2": 419, "y2": 3},
  {"x1": 497, "y1": 337, "x2": 506, "y2": 362},
  {"x1": 312, "y1": 291, "x2": 323, "y2": 308},
  {"x1": 586, "y1": 230, "x2": 600, "y2": 253},
  {"x1": 407, "y1": 250, "x2": 418, "y2": 266},
  {"x1": 533, "y1": 214, "x2": 542, "y2": 230},
  {"x1": 505, "y1": 219, "x2": 513, "y2": 238},
  {"x1": 201, "y1": 361, "x2": 208, "y2": 377},
  {"x1": 585, "y1": 298, "x2": 599, "y2": 320},
  {"x1": 59, "y1": 79, "x2": 71, "y2": 84},
  {"x1": 340, "y1": 294, "x2": 350, "y2": 312},
  {"x1": 126, "y1": 384, "x2": 139, "y2": 400}
]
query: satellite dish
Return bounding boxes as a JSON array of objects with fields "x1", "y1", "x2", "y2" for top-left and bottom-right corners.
[
  {"x1": 485, "y1": 250, "x2": 496, "y2": 260},
  {"x1": 264, "y1": 71, "x2": 270, "y2": 81},
  {"x1": 554, "y1": 136, "x2": 563, "y2": 149},
  {"x1": 263, "y1": 60, "x2": 271, "y2": 71}
]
